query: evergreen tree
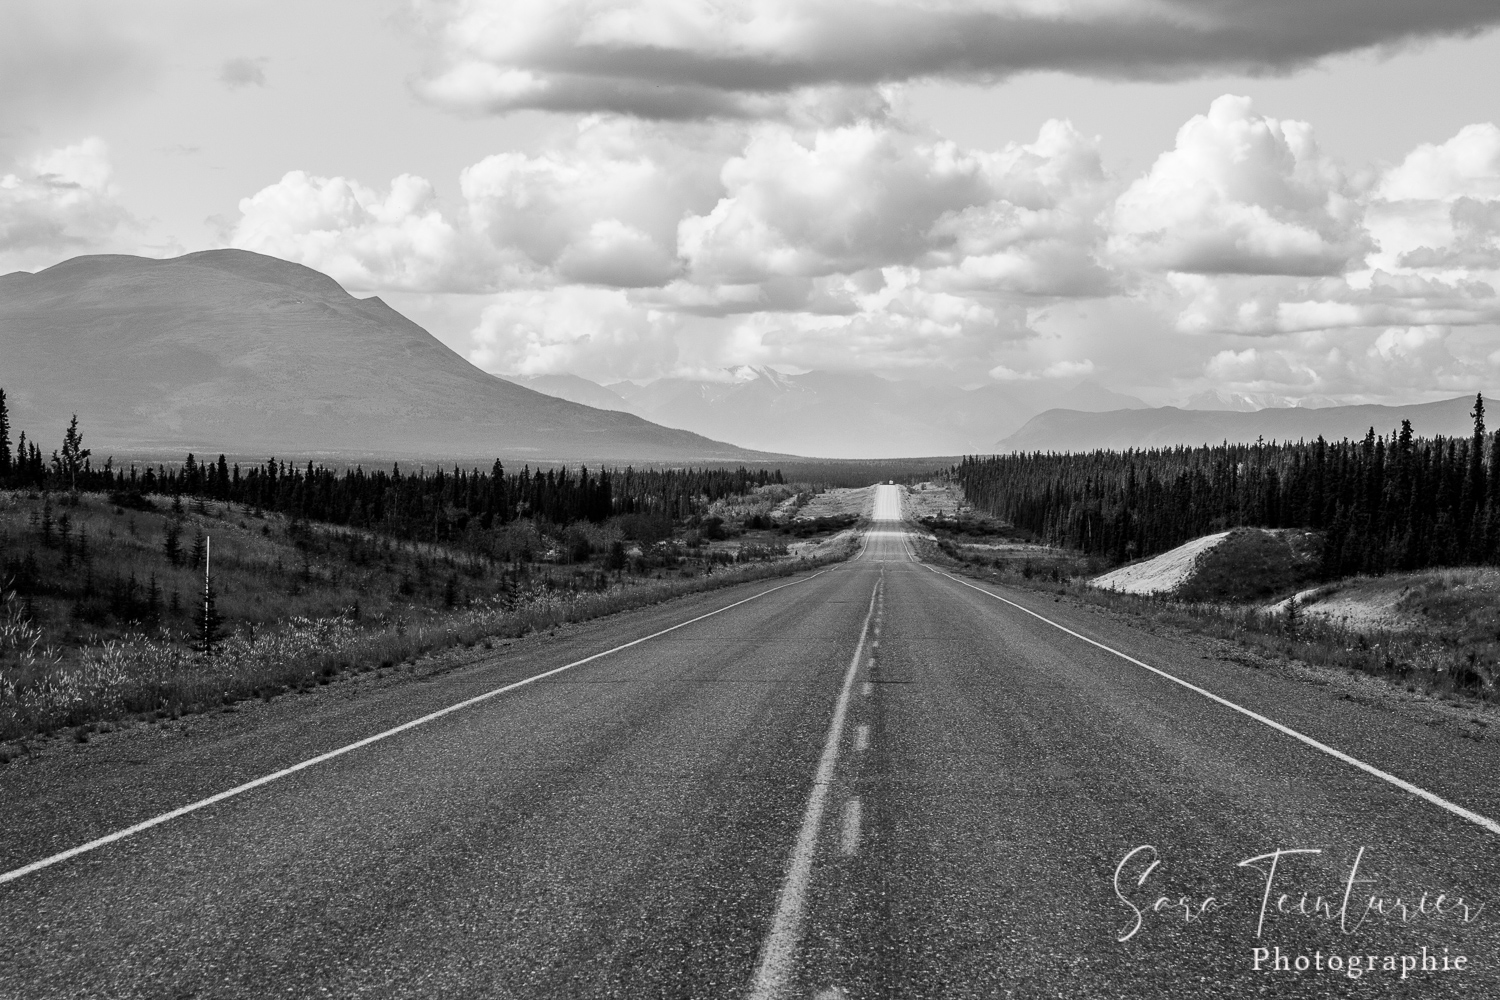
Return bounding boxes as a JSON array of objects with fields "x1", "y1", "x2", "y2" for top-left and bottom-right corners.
[
  {"x1": 40, "y1": 495, "x2": 55, "y2": 547},
  {"x1": 59, "y1": 414, "x2": 90, "y2": 491},
  {"x1": 1488, "y1": 425, "x2": 1500, "y2": 560},
  {"x1": 1284, "y1": 595, "x2": 1303, "y2": 639},
  {"x1": 0, "y1": 387, "x2": 10, "y2": 478},
  {"x1": 146, "y1": 574, "x2": 162, "y2": 628},
  {"x1": 163, "y1": 520, "x2": 182, "y2": 566},
  {"x1": 1467, "y1": 394, "x2": 1487, "y2": 557}
]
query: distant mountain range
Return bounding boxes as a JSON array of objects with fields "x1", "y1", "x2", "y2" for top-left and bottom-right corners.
[
  {"x1": 6, "y1": 251, "x2": 1478, "y2": 464},
  {"x1": 0, "y1": 251, "x2": 757, "y2": 464},
  {"x1": 998, "y1": 396, "x2": 1485, "y2": 453},
  {"x1": 504, "y1": 367, "x2": 1148, "y2": 458},
  {"x1": 1180, "y1": 388, "x2": 1344, "y2": 411}
]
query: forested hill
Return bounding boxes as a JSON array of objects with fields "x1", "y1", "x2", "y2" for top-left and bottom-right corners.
[
  {"x1": 958, "y1": 396, "x2": 1500, "y2": 579},
  {"x1": 0, "y1": 250, "x2": 758, "y2": 463},
  {"x1": 997, "y1": 395, "x2": 1479, "y2": 453}
]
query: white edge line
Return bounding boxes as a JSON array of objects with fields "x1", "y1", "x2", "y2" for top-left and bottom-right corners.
[
  {"x1": 749, "y1": 579, "x2": 879, "y2": 1000},
  {"x1": 0, "y1": 570, "x2": 830, "y2": 887},
  {"x1": 919, "y1": 553, "x2": 1500, "y2": 838}
]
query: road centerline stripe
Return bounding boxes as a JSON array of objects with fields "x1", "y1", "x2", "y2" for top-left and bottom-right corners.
[
  {"x1": 840, "y1": 798, "x2": 862, "y2": 856},
  {"x1": 924, "y1": 559, "x2": 1500, "y2": 838},
  {"x1": 749, "y1": 579, "x2": 880, "y2": 1000},
  {"x1": 0, "y1": 570, "x2": 830, "y2": 888}
]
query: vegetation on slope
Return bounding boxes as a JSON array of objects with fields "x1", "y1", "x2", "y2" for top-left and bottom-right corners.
[
  {"x1": 0, "y1": 394, "x2": 862, "y2": 746},
  {"x1": 957, "y1": 394, "x2": 1500, "y2": 578}
]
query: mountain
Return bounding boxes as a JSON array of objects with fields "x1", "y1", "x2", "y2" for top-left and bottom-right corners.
[
  {"x1": 1181, "y1": 389, "x2": 1343, "y2": 411},
  {"x1": 498, "y1": 373, "x2": 632, "y2": 413},
  {"x1": 519, "y1": 367, "x2": 1147, "y2": 458},
  {"x1": 0, "y1": 251, "x2": 758, "y2": 463},
  {"x1": 997, "y1": 396, "x2": 1485, "y2": 453}
]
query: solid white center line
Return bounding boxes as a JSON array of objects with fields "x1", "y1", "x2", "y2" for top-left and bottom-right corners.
[
  {"x1": 855, "y1": 724, "x2": 870, "y2": 752},
  {"x1": 0, "y1": 571, "x2": 832, "y2": 888},
  {"x1": 748, "y1": 580, "x2": 880, "y2": 1000},
  {"x1": 927, "y1": 562, "x2": 1500, "y2": 839},
  {"x1": 840, "y1": 797, "x2": 862, "y2": 856}
]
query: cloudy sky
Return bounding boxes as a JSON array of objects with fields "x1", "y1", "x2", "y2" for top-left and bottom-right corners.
[{"x1": 4, "y1": 0, "x2": 1500, "y2": 405}]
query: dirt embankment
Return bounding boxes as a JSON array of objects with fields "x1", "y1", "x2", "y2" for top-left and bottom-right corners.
[
  {"x1": 795, "y1": 486, "x2": 875, "y2": 521},
  {"x1": 901, "y1": 481, "x2": 967, "y2": 521},
  {"x1": 1271, "y1": 567, "x2": 1500, "y2": 635},
  {"x1": 1090, "y1": 532, "x2": 1232, "y2": 595},
  {"x1": 1091, "y1": 528, "x2": 1321, "y2": 601}
]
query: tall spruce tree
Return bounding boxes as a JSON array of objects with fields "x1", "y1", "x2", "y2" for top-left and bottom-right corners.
[
  {"x1": 59, "y1": 414, "x2": 90, "y2": 491},
  {"x1": 0, "y1": 387, "x2": 11, "y2": 479},
  {"x1": 1467, "y1": 394, "x2": 1487, "y2": 557},
  {"x1": 1488, "y1": 424, "x2": 1500, "y2": 560}
]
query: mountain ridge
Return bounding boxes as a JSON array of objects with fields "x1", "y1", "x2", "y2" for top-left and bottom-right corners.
[
  {"x1": 997, "y1": 396, "x2": 1485, "y2": 453},
  {"x1": 0, "y1": 250, "x2": 763, "y2": 464},
  {"x1": 507, "y1": 367, "x2": 1149, "y2": 457}
]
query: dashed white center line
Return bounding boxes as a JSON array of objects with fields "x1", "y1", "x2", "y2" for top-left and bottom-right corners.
[
  {"x1": 840, "y1": 798, "x2": 862, "y2": 856},
  {"x1": 861, "y1": 682, "x2": 873, "y2": 696},
  {"x1": 748, "y1": 581, "x2": 880, "y2": 1000},
  {"x1": 855, "y1": 724, "x2": 870, "y2": 751}
]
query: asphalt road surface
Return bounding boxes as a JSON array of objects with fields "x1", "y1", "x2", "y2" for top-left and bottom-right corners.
[{"x1": 4, "y1": 485, "x2": 1500, "y2": 998}]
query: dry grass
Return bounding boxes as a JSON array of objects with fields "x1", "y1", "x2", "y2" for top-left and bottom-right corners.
[
  {"x1": 0, "y1": 489, "x2": 861, "y2": 744},
  {"x1": 705, "y1": 483, "x2": 798, "y2": 525},
  {"x1": 901, "y1": 481, "x2": 969, "y2": 521},
  {"x1": 0, "y1": 544, "x2": 857, "y2": 743},
  {"x1": 794, "y1": 486, "x2": 875, "y2": 521}
]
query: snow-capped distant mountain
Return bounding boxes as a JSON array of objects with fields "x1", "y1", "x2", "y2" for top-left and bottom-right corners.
[
  {"x1": 1182, "y1": 389, "x2": 1342, "y2": 411},
  {"x1": 508, "y1": 367, "x2": 1147, "y2": 457}
]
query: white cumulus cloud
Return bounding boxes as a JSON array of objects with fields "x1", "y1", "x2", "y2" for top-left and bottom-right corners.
[
  {"x1": 1109, "y1": 95, "x2": 1371, "y2": 277},
  {"x1": 679, "y1": 122, "x2": 991, "y2": 282},
  {"x1": 0, "y1": 137, "x2": 131, "y2": 254},
  {"x1": 468, "y1": 287, "x2": 682, "y2": 381},
  {"x1": 219, "y1": 95, "x2": 1500, "y2": 399},
  {"x1": 460, "y1": 118, "x2": 722, "y2": 287},
  {"x1": 229, "y1": 170, "x2": 489, "y2": 292}
]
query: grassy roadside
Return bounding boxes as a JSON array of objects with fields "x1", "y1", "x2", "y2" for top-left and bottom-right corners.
[
  {"x1": 910, "y1": 533, "x2": 1499, "y2": 708},
  {"x1": 0, "y1": 526, "x2": 860, "y2": 752}
]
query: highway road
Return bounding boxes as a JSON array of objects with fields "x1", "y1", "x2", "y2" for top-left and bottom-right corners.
[{"x1": 3, "y1": 484, "x2": 1500, "y2": 998}]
